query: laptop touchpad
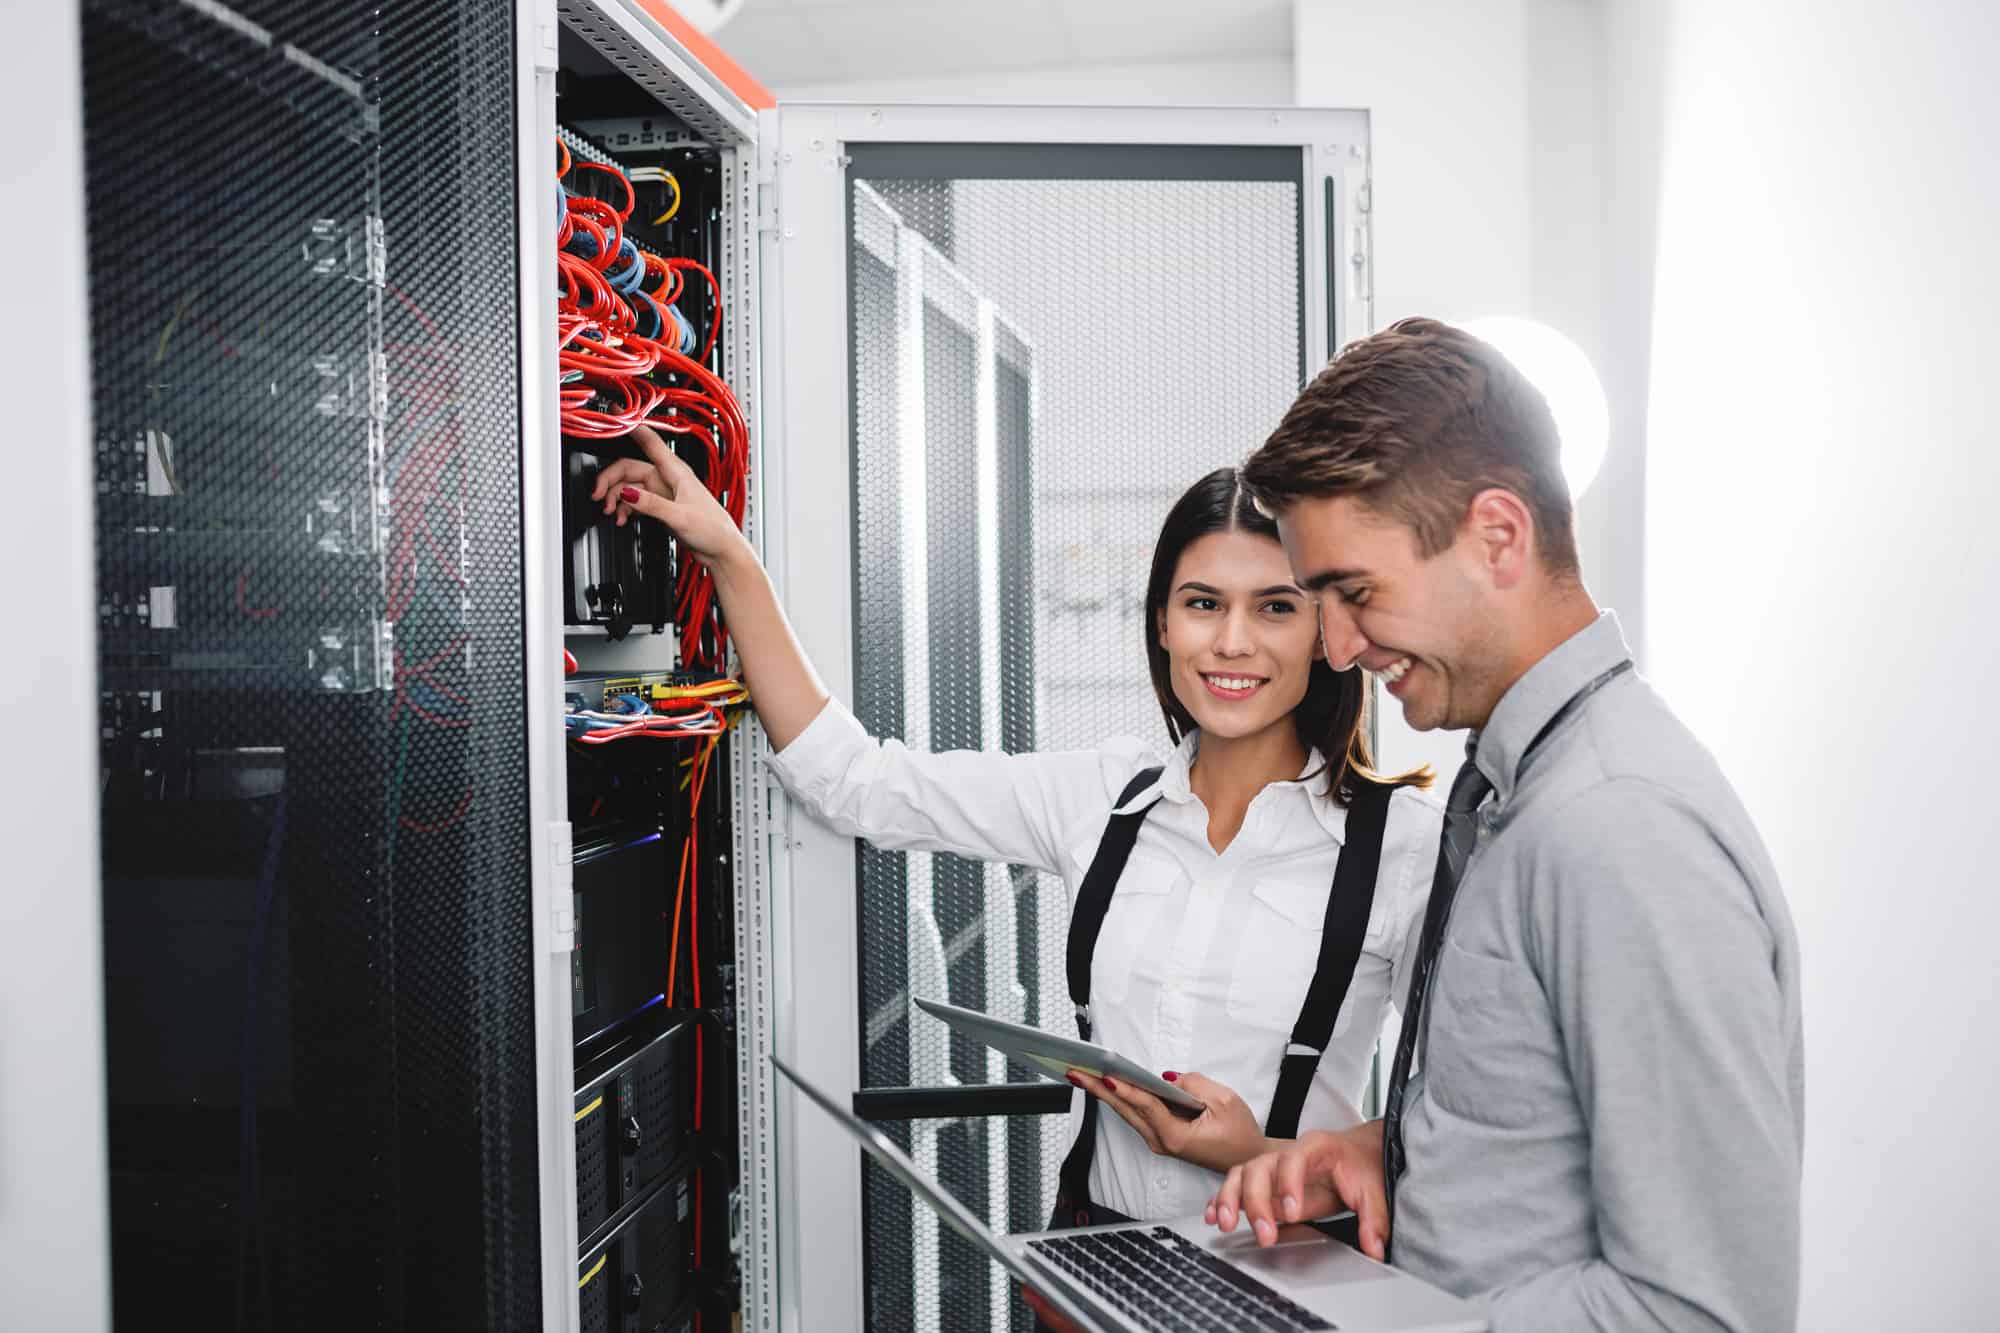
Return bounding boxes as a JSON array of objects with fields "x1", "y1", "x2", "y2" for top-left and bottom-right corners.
[{"x1": 1227, "y1": 1227, "x2": 1392, "y2": 1286}]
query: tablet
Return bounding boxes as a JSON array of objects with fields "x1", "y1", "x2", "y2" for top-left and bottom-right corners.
[{"x1": 912, "y1": 995, "x2": 1206, "y2": 1117}]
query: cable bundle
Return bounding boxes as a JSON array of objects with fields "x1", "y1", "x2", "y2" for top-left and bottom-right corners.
[
  {"x1": 564, "y1": 677, "x2": 748, "y2": 745},
  {"x1": 556, "y1": 140, "x2": 748, "y2": 670}
]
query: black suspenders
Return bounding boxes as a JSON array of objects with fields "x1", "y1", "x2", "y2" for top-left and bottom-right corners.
[
  {"x1": 1267, "y1": 778, "x2": 1391, "y2": 1138},
  {"x1": 1054, "y1": 770, "x2": 1393, "y2": 1216},
  {"x1": 1055, "y1": 769, "x2": 1164, "y2": 1217}
]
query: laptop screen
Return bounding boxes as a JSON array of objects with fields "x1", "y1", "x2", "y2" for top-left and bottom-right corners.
[{"x1": 770, "y1": 1055, "x2": 1108, "y2": 1333}]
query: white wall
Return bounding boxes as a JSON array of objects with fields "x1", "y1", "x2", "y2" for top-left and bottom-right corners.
[
  {"x1": 1292, "y1": 0, "x2": 1627, "y2": 783},
  {"x1": 1608, "y1": 2, "x2": 1998, "y2": 1326},
  {"x1": 773, "y1": 56, "x2": 1294, "y2": 105}
]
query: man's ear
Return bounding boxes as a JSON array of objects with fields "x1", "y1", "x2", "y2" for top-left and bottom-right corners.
[{"x1": 1463, "y1": 488, "x2": 1536, "y2": 590}]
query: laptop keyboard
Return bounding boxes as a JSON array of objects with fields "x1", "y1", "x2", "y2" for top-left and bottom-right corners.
[{"x1": 1025, "y1": 1226, "x2": 1335, "y2": 1332}]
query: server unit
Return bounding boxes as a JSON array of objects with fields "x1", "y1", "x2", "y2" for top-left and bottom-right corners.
[
  {"x1": 575, "y1": 1017, "x2": 695, "y2": 1243},
  {"x1": 47, "y1": 1, "x2": 1372, "y2": 1328},
  {"x1": 578, "y1": 1174, "x2": 697, "y2": 1333},
  {"x1": 570, "y1": 825, "x2": 672, "y2": 1046}
]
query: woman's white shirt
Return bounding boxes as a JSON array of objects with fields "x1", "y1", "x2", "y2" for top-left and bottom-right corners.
[{"x1": 765, "y1": 698, "x2": 1443, "y2": 1221}]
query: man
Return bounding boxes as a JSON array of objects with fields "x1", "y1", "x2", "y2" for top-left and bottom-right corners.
[{"x1": 1210, "y1": 318, "x2": 1803, "y2": 1331}]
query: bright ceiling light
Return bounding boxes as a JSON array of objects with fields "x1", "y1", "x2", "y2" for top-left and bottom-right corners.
[{"x1": 1459, "y1": 317, "x2": 1610, "y2": 500}]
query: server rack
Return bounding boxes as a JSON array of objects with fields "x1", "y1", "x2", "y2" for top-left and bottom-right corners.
[
  {"x1": 535, "y1": 9, "x2": 772, "y2": 1332},
  {"x1": 62, "y1": 0, "x2": 776, "y2": 1328}
]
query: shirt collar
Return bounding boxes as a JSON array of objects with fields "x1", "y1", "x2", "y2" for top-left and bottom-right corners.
[
  {"x1": 1118, "y1": 730, "x2": 1348, "y2": 844},
  {"x1": 1474, "y1": 609, "x2": 1632, "y2": 806}
]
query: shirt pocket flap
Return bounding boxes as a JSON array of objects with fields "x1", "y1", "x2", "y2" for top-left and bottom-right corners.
[
  {"x1": 1252, "y1": 864, "x2": 1397, "y2": 953},
  {"x1": 1248, "y1": 876, "x2": 1330, "y2": 930},
  {"x1": 1063, "y1": 839, "x2": 1182, "y2": 1008},
  {"x1": 1065, "y1": 836, "x2": 1178, "y2": 896},
  {"x1": 1225, "y1": 878, "x2": 1327, "y2": 1030}
]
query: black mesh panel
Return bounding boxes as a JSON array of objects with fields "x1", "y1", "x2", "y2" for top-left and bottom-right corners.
[{"x1": 84, "y1": 0, "x2": 537, "y2": 1327}]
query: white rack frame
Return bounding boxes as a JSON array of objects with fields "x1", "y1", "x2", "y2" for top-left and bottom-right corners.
[
  {"x1": 520, "y1": 3, "x2": 778, "y2": 1330},
  {"x1": 0, "y1": 4, "x2": 112, "y2": 1329}
]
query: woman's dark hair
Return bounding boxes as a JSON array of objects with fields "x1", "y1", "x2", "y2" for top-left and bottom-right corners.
[{"x1": 1143, "y1": 467, "x2": 1433, "y2": 803}]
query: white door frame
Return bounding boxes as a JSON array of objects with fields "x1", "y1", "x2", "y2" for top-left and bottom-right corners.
[
  {"x1": 760, "y1": 101, "x2": 1372, "y2": 1331},
  {"x1": 0, "y1": 3, "x2": 112, "y2": 1330}
]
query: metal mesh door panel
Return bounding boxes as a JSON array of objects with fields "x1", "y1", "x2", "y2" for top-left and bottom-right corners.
[
  {"x1": 84, "y1": 0, "x2": 537, "y2": 1326},
  {"x1": 848, "y1": 145, "x2": 1304, "y2": 1333}
]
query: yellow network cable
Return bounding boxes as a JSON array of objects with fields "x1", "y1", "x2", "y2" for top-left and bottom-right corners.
[
  {"x1": 648, "y1": 678, "x2": 748, "y2": 705},
  {"x1": 677, "y1": 729, "x2": 729, "y2": 793},
  {"x1": 651, "y1": 171, "x2": 682, "y2": 226},
  {"x1": 578, "y1": 1252, "x2": 608, "y2": 1289},
  {"x1": 573, "y1": 1094, "x2": 604, "y2": 1122}
]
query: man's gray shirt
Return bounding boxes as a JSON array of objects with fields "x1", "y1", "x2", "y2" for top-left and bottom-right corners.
[{"x1": 1394, "y1": 612, "x2": 1804, "y2": 1331}]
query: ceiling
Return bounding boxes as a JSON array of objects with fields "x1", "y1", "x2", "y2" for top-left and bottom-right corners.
[{"x1": 705, "y1": 0, "x2": 1294, "y2": 90}]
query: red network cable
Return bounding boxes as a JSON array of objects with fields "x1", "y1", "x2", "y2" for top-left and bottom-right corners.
[
  {"x1": 557, "y1": 148, "x2": 746, "y2": 1307},
  {"x1": 555, "y1": 140, "x2": 749, "y2": 669}
]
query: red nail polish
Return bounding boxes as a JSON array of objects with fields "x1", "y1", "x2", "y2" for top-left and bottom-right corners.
[
  {"x1": 1066, "y1": 1073, "x2": 1082, "y2": 1087},
  {"x1": 619, "y1": 485, "x2": 640, "y2": 503},
  {"x1": 1103, "y1": 1077, "x2": 1118, "y2": 1092},
  {"x1": 1162, "y1": 1071, "x2": 1179, "y2": 1082}
]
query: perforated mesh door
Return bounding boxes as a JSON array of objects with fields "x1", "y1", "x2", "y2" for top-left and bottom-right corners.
[
  {"x1": 848, "y1": 145, "x2": 1305, "y2": 1333},
  {"x1": 84, "y1": 0, "x2": 536, "y2": 1327}
]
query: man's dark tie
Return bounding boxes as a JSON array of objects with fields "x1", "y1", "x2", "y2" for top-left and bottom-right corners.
[{"x1": 1381, "y1": 735, "x2": 1493, "y2": 1241}]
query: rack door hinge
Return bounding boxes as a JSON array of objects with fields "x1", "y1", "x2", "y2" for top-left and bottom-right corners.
[{"x1": 545, "y1": 820, "x2": 575, "y2": 952}]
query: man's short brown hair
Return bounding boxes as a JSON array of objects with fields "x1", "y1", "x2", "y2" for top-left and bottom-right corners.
[{"x1": 1242, "y1": 316, "x2": 1580, "y2": 574}]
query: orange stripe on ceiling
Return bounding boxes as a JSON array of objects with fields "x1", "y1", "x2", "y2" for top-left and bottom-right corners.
[{"x1": 631, "y1": 0, "x2": 777, "y2": 112}]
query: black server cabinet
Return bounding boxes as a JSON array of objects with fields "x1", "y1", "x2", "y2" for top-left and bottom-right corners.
[{"x1": 84, "y1": 1, "x2": 541, "y2": 1327}]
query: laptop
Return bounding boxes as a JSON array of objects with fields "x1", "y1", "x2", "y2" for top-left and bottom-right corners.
[{"x1": 772, "y1": 1055, "x2": 1487, "y2": 1333}]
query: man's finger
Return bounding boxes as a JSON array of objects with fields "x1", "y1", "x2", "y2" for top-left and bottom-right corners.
[
  {"x1": 1278, "y1": 1146, "x2": 1311, "y2": 1223},
  {"x1": 1240, "y1": 1157, "x2": 1278, "y2": 1246},
  {"x1": 1335, "y1": 1155, "x2": 1390, "y2": 1262},
  {"x1": 1214, "y1": 1166, "x2": 1245, "y2": 1232}
]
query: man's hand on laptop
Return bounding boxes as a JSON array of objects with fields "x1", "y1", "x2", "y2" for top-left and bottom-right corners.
[
  {"x1": 1067, "y1": 1068, "x2": 1269, "y2": 1174},
  {"x1": 1207, "y1": 1120, "x2": 1390, "y2": 1261}
]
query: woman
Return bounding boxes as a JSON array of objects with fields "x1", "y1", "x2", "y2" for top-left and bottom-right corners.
[{"x1": 596, "y1": 427, "x2": 1440, "y2": 1233}]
